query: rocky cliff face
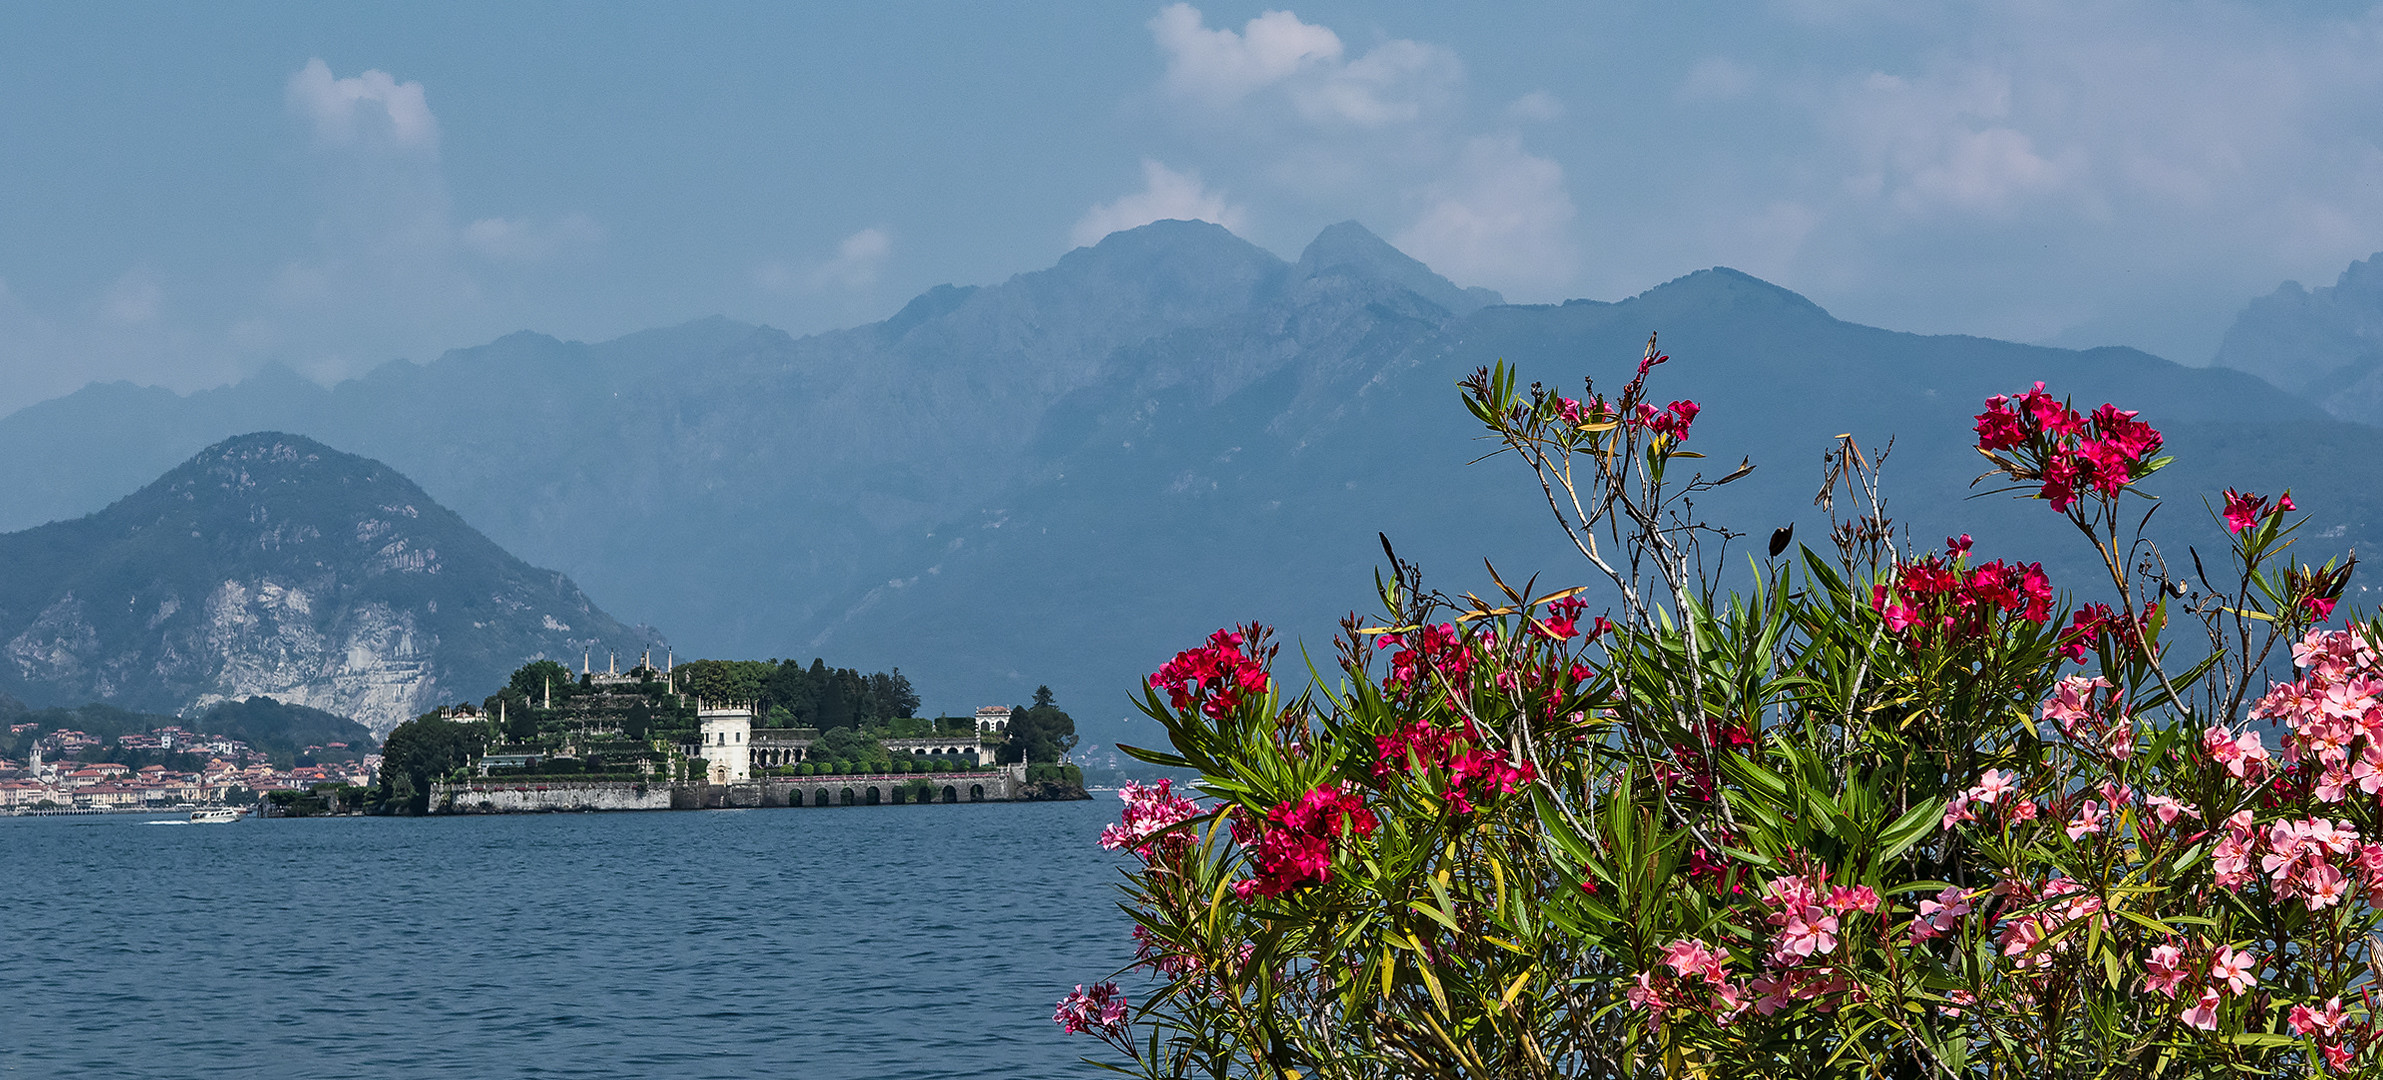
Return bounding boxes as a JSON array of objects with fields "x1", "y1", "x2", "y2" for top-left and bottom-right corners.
[{"x1": 0, "y1": 434, "x2": 658, "y2": 734}]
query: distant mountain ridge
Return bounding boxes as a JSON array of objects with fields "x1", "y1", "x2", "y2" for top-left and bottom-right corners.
[
  {"x1": 2213, "y1": 252, "x2": 2383, "y2": 423},
  {"x1": 0, "y1": 433, "x2": 655, "y2": 733},
  {"x1": 2, "y1": 221, "x2": 2377, "y2": 750}
]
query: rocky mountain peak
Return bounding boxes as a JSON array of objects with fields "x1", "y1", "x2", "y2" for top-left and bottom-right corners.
[
  {"x1": 1294, "y1": 220, "x2": 1502, "y2": 315},
  {"x1": 0, "y1": 433, "x2": 656, "y2": 734}
]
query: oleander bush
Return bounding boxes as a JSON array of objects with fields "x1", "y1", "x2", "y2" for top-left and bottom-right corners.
[{"x1": 1060, "y1": 335, "x2": 2378, "y2": 1079}]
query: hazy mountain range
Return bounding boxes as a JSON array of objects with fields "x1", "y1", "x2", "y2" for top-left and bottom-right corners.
[{"x1": 4, "y1": 220, "x2": 2378, "y2": 746}]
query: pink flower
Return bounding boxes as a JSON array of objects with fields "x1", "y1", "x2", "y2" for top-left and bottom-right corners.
[
  {"x1": 2222, "y1": 489, "x2": 2268, "y2": 534},
  {"x1": 1909, "y1": 886, "x2": 1972, "y2": 944},
  {"x1": 1098, "y1": 779, "x2": 1202, "y2": 861},
  {"x1": 2289, "y1": 997, "x2": 2349, "y2": 1039},
  {"x1": 2182, "y1": 989, "x2": 2222, "y2": 1030},
  {"x1": 2066, "y1": 800, "x2": 2106, "y2": 842},
  {"x1": 1625, "y1": 970, "x2": 1667, "y2": 1015},
  {"x1": 1967, "y1": 768, "x2": 2015, "y2": 804},
  {"x1": 1827, "y1": 885, "x2": 1881, "y2": 914},
  {"x1": 2145, "y1": 944, "x2": 2188, "y2": 998},
  {"x1": 2001, "y1": 918, "x2": 2047, "y2": 968},
  {"x1": 2145, "y1": 794, "x2": 2199, "y2": 826},
  {"x1": 1663, "y1": 939, "x2": 1728, "y2": 982},
  {"x1": 1941, "y1": 793, "x2": 1977, "y2": 832},
  {"x1": 2209, "y1": 946, "x2": 2258, "y2": 994},
  {"x1": 2304, "y1": 861, "x2": 2350, "y2": 910},
  {"x1": 1053, "y1": 982, "x2": 1129, "y2": 1035},
  {"x1": 1777, "y1": 906, "x2": 1840, "y2": 960},
  {"x1": 2213, "y1": 833, "x2": 2255, "y2": 890},
  {"x1": 2205, "y1": 724, "x2": 2270, "y2": 778}
]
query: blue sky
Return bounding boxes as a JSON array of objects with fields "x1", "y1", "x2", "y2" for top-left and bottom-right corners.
[{"x1": 3, "y1": 1, "x2": 2381, "y2": 415}]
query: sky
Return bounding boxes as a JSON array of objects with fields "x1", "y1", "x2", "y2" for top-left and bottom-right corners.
[{"x1": 3, "y1": 1, "x2": 2381, "y2": 416}]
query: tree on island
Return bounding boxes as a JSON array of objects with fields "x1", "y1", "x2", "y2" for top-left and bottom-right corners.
[
  {"x1": 999, "y1": 686, "x2": 1078, "y2": 764},
  {"x1": 375, "y1": 710, "x2": 483, "y2": 815},
  {"x1": 508, "y1": 659, "x2": 576, "y2": 706}
]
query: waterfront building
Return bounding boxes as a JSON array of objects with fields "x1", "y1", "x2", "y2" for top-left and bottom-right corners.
[
  {"x1": 696, "y1": 703, "x2": 753, "y2": 783},
  {"x1": 975, "y1": 705, "x2": 1011, "y2": 733}
]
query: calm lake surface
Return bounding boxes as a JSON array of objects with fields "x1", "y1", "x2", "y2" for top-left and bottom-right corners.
[{"x1": 0, "y1": 800, "x2": 1137, "y2": 1079}]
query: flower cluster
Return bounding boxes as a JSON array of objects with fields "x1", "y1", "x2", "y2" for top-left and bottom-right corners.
[
  {"x1": 1974, "y1": 383, "x2": 2164, "y2": 511},
  {"x1": 1633, "y1": 399, "x2": 1700, "y2": 441},
  {"x1": 1234, "y1": 783, "x2": 1378, "y2": 900},
  {"x1": 1531, "y1": 595, "x2": 1610, "y2": 641},
  {"x1": 1099, "y1": 779, "x2": 1202, "y2": 863},
  {"x1": 2255, "y1": 627, "x2": 2383, "y2": 805},
  {"x1": 1372, "y1": 718, "x2": 1537, "y2": 812},
  {"x1": 2042, "y1": 675, "x2": 2134, "y2": 761},
  {"x1": 2056, "y1": 601, "x2": 2143, "y2": 663},
  {"x1": 2287, "y1": 998, "x2": 2367, "y2": 1070},
  {"x1": 1376, "y1": 622, "x2": 1475, "y2": 696},
  {"x1": 2141, "y1": 940, "x2": 2260, "y2": 1030},
  {"x1": 1869, "y1": 538, "x2": 2053, "y2": 639},
  {"x1": 1627, "y1": 939, "x2": 1745, "y2": 1030},
  {"x1": 1733, "y1": 867, "x2": 1880, "y2": 1015},
  {"x1": 2223, "y1": 488, "x2": 2296, "y2": 534},
  {"x1": 1940, "y1": 768, "x2": 2039, "y2": 832},
  {"x1": 1053, "y1": 981, "x2": 1129, "y2": 1035},
  {"x1": 1993, "y1": 877, "x2": 2106, "y2": 973},
  {"x1": 1150, "y1": 626, "x2": 1271, "y2": 721}
]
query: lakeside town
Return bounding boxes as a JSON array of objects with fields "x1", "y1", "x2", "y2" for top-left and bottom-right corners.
[{"x1": 0, "y1": 722, "x2": 377, "y2": 811}]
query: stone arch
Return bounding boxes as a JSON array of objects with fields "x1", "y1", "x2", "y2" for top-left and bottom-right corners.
[
  {"x1": 840, "y1": 787, "x2": 856, "y2": 806},
  {"x1": 970, "y1": 783, "x2": 985, "y2": 802},
  {"x1": 942, "y1": 785, "x2": 958, "y2": 804},
  {"x1": 814, "y1": 788, "x2": 832, "y2": 807},
  {"x1": 865, "y1": 786, "x2": 881, "y2": 806}
]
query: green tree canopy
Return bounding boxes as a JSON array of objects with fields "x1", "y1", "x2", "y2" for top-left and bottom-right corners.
[
  {"x1": 376, "y1": 712, "x2": 483, "y2": 814},
  {"x1": 507, "y1": 659, "x2": 577, "y2": 705},
  {"x1": 678, "y1": 658, "x2": 772, "y2": 706},
  {"x1": 1001, "y1": 687, "x2": 1079, "y2": 764}
]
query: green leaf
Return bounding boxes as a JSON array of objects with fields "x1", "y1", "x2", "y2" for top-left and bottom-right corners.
[
  {"x1": 1878, "y1": 796, "x2": 1948, "y2": 861},
  {"x1": 1117, "y1": 742, "x2": 1192, "y2": 769}
]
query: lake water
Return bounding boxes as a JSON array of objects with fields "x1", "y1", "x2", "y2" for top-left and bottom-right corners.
[{"x1": 0, "y1": 800, "x2": 1138, "y2": 1079}]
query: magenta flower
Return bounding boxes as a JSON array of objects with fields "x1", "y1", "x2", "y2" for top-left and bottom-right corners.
[{"x1": 1054, "y1": 982, "x2": 1129, "y2": 1035}]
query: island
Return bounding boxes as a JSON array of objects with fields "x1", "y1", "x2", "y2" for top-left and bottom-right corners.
[{"x1": 379, "y1": 654, "x2": 1090, "y2": 815}]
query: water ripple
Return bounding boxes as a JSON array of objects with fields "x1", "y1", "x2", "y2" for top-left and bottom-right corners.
[{"x1": 1, "y1": 801, "x2": 1133, "y2": 1079}]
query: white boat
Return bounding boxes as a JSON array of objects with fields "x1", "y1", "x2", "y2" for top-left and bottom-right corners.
[{"x1": 189, "y1": 806, "x2": 247, "y2": 824}]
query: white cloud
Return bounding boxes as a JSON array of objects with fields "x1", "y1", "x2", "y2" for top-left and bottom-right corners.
[
  {"x1": 1136, "y1": 7, "x2": 1575, "y2": 297},
  {"x1": 1150, "y1": 5, "x2": 1459, "y2": 129},
  {"x1": 286, "y1": 58, "x2": 439, "y2": 153},
  {"x1": 1507, "y1": 90, "x2": 1565, "y2": 123},
  {"x1": 461, "y1": 214, "x2": 603, "y2": 262},
  {"x1": 254, "y1": 60, "x2": 607, "y2": 382},
  {"x1": 1832, "y1": 64, "x2": 2080, "y2": 217},
  {"x1": 1394, "y1": 136, "x2": 1577, "y2": 295},
  {"x1": 811, "y1": 227, "x2": 893, "y2": 289},
  {"x1": 1071, "y1": 161, "x2": 1249, "y2": 247},
  {"x1": 756, "y1": 227, "x2": 896, "y2": 295},
  {"x1": 1150, "y1": 5, "x2": 1341, "y2": 105},
  {"x1": 1652, "y1": 1, "x2": 2383, "y2": 362}
]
